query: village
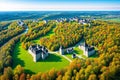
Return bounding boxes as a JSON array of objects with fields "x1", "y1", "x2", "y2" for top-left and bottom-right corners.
[{"x1": 17, "y1": 17, "x2": 97, "y2": 63}]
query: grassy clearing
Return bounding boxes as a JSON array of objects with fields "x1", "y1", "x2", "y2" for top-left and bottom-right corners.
[
  {"x1": 74, "y1": 47, "x2": 87, "y2": 59},
  {"x1": 32, "y1": 27, "x2": 55, "y2": 44},
  {"x1": 64, "y1": 46, "x2": 87, "y2": 60},
  {"x1": 74, "y1": 47, "x2": 83, "y2": 55},
  {"x1": 12, "y1": 42, "x2": 69, "y2": 74}
]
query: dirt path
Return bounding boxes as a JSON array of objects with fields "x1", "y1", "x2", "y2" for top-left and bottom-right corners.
[
  {"x1": 76, "y1": 54, "x2": 85, "y2": 59},
  {"x1": 61, "y1": 55, "x2": 72, "y2": 62}
]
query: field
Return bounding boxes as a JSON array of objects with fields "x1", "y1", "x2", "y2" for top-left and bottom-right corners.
[
  {"x1": 12, "y1": 42, "x2": 69, "y2": 74},
  {"x1": 101, "y1": 18, "x2": 120, "y2": 22},
  {"x1": 12, "y1": 25, "x2": 69, "y2": 74}
]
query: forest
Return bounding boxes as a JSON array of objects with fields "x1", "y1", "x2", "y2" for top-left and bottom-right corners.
[
  {"x1": 0, "y1": 22, "x2": 10, "y2": 31},
  {"x1": 40, "y1": 22, "x2": 84, "y2": 51},
  {"x1": 0, "y1": 22, "x2": 24, "y2": 47},
  {"x1": 0, "y1": 35, "x2": 21, "y2": 74},
  {"x1": 0, "y1": 20, "x2": 120, "y2": 80},
  {"x1": 20, "y1": 20, "x2": 56, "y2": 50}
]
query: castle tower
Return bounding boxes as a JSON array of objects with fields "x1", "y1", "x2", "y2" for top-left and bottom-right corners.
[
  {"x1": 59, "y1": 46, "x2": 64, "y2": 55},
  {"x1": 84, "y1": 42, "x2": 89, "y2": 57},
  {"x1": 82, "y1": 41, "x2": 86, "y2": 54}
]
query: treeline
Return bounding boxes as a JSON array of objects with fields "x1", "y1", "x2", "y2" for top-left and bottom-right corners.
[
  {"x1": 0, "y1": 22, "x2": 10, "y2": 31},
  {"x1": 84, "y1": 20, "x2": 120, "y2": 54},
  {"x1": 40, "y1": 22, "x2": 83, "y2": 51},
  {"x1": 0, "y1": 21, "x2": 25, "y2": 47},
  {"x1": 21, "y1": 20, "x2": 56, "y2": 50},
  {"x1": 27, "y1": 53, "x2": 120, "y2": 80},
  {"x1": 0, "y1": 53, "x2": 120, "y2": 80},
  {"x1": 0, "y1": 35, "x2": 21, "y2": 75}
]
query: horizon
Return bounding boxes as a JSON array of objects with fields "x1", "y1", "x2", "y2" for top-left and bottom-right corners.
[
  {"x1": 0, "y1": 0, "x2": 120, "y2": 11},
  {"x1": 0, "y1": 10, "x2": 120, "y2": 12}
]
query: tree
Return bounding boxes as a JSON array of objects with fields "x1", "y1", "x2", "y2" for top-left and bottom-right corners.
[
  {"x1": 56, "y1": 75, "x2": 62, "y2": 80},
  {"x1": 75, "y1": 72, "x2": 80, "y2": 80},
  {"x1": 88, "y1": 74, "x2": 97, "y2": 80},
  {"x1": 26, "y1": 74, "x2": 30, "y2": 80},
  {"x1": 4, "y1": 55, "x2": 12, "y2": 67},
  {"x1": 13, "y1": 74, "x2": 19, "y2": 80},
  {"x1": 85, "y1": 65, "x2": 93, "y2": 79},
  {"x1": 3, "y1": 67, "x2": 13, "y2": 80},
  {"x1": 0, "y1": 75, "x2": 8, "y2": 80},
  {"x1": 73, "y1": 69, "x2": 77, "y2": 76},
  {"x1": 48, "y1": 68, "x2": 56, "y2": 80},
  {"x1": 14, "y1": 65, "x2": 24, "y2": 75},
  {"x1": 20, "y1": 73, "x2": 26, "y2": 80},
  {"x1": 41, "y1": 73, "x2": 49, "y2": 80},
  {"x1": 0, "y1": 61, "x2": 3, "y2": 74}
]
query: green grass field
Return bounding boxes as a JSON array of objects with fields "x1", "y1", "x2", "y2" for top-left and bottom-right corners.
[
  {"x1": 101, "y1": 18, "x2": 120, "y2": 22},
  {"x1": 12, "y1": 42, "x2": 69, "y2": 74},
  {"x1": 64, "y1": 46, "x2": 87, "y2": 60},
  {"x1": 64, "y1": 53, "x2": 74, "y2": 60},
  {"x1": 74, "y1": 47, "x2": 83, "y2": 55}
]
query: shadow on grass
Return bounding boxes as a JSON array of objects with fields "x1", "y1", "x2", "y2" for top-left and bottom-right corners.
[
  {"x1": 25, "y1": 69, "x2": 35, "y2": 74},
  {"x1": 12, "y1": 42, "x2": 25, "y2": 68},
  {"x1": 89, "y1": 51, "x2": 99, "y2": 58},
  {"x1": 38, "y1": 53, "x2": 62, "y2": 62},
  {"x1": 74, "y1": 49, "x2": 83, "y2": 55},
  {"x1": 74, "y1": 50, "x2": 80, "y2": 54}
]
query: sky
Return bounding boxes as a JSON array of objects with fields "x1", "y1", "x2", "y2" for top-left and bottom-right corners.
[{"x1": 0, "y1": 0, "x2": 120, "y2": 11}]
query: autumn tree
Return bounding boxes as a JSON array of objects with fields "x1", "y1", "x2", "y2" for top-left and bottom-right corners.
[{"x1": 14, "y1": 65, "x2": 24, "y2": 75}]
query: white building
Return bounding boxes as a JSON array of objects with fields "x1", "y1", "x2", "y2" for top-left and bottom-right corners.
[
  {"x1": 79, "y1": 42, "x2": 95, "y2": 57},
  {"x1": 66, "y1": 48, "x2": 74, "y2": 54},
  {"x1": 28, "y1": 44, "x2": 49, "y2": 62},
  {"x1": 59, "y1": 46, "x2": 64, "y2": 55},
  {"x1": 17, "y1": 20, "x2": 24, "y2": 26}
]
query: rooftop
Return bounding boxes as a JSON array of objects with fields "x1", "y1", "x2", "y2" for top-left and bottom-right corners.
[{"x1": 29, "y1": 44, "x2": 48, "y2": 54}]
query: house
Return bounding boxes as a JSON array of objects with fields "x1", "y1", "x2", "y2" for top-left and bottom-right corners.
[
  {"x1": 17, "y1": 20, "x2": 24, "y2": 26},
  {"x1": 66, "y1": 48, "x2": 74, "y2": 54},
  {"x1": 59, "y1": 46, "x2": 64, "y2": 55},
  {"x1": 28, "y1": 44, "x2": 48, "y2": 62},
  {"x1": 79, "y1": 42, "x2": 95, "y2": 57}
]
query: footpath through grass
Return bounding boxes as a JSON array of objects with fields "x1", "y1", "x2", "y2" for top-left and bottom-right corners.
[{"x1": 12, "y1": 42, "x2": 69, "y2": 74}]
